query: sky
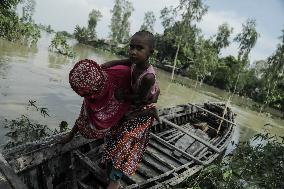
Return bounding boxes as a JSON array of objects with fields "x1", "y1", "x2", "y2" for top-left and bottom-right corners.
[{"x1": 31, "y1": 0, "x2": 284, "y2": 63}]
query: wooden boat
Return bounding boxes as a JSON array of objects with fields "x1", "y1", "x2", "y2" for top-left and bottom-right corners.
[{"x1": 0, "y1": 102, "x2": 236, "y2": 189}]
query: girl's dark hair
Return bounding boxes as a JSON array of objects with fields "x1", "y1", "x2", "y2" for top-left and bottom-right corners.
[{"x1": 133, "y1": 30, "x2": 155, "y2": 50}]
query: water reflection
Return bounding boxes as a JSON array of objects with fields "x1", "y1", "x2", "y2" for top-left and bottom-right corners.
[
  {"x1": 48, "y1": 53, "x2": 73, "y2": 69},
  {"x1": 0, "y1": 39, "x2": 38, "y2": 58}
]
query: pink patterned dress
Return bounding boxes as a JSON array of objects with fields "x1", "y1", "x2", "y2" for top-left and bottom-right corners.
[{"x1": 103, "y1": 64, "x2": 159, "y2": 176}]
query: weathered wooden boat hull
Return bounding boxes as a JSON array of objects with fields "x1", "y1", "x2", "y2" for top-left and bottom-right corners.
[{"x1": 1, "y1": 102, "x2": 236, "y2": 189}]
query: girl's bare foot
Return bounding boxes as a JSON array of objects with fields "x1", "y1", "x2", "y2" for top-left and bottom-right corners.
[{"x1": 106, "y1": 181, "x2": 120, "y2": 189}]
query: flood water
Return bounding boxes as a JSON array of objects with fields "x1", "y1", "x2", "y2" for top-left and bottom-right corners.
[{"x1": 0, "y1": 33, "x2": 283, "y2": 146}]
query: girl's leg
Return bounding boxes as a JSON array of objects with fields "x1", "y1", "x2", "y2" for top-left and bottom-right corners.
[
  {"x1": 106, "y1": 164, "x2": 123, "y2": 189},
  {"x1": 106, "y1": 181, "x2": 120, "y2": 189}
]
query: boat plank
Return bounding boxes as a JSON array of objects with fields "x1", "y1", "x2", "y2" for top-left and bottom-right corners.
[
  {"x1": 144, "y1": 149, "x2": 176, "y2": 169},
  {"x1": 148, "y1": 141, "x2": 187, "y2": 166},
  {"x1": 73, "y1": 150, "x2": 108, "y2": 186},
  {"x1": 0, "y1": 171, "x2": 13, "y2": 189},
  {"x1": 136, "y1": 162, "x2": 159, "y2": 179},
  {"x1": 8, "y1": 136, "x2": 95, "y2": 172},
  {"x1": 163, "y1": 131, "x2": 183, "y2": 141},
  {"x1": 130, "y1": 173, "x2": 146, "y2": 184},
  {"x1": 161, "y1": 118, "x2": 221, "y2": 153},
  {"x1": 156, "y1": 128, "x2": 176, "y2": 137},
  {"x1": 150, "y1": 133, "x2": 204, "y2": 164},
  {"x1": 141, "y1": 154, "x2": 169, "y2": 173},
  {"x1": 188, "y1": 103, "x2": 236, "y2": 125},
  {"x1": 168, "y1": 132, "x2": 184, "y2": 143},
  {"x1": 0, "y1": 154, "x2": 28, "y2": 189}
]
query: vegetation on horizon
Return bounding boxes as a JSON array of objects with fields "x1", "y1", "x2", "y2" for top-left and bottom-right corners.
[{"x1": 73, "y1": 9, "x2": 102, "y2": 44}]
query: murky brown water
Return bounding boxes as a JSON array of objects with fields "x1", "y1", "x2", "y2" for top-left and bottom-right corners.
[{"x1": 0, "y1": 33, "x2": 283, "y2": 145}]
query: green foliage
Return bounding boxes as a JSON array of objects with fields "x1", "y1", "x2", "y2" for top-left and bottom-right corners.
[
  {"x1": 160, "y1": 6, "x2": 175, "y2": 30},
  {"x1": 213, "y1": 23, "x2": 233, "y2": 54},
  {"x1": 109, "y1": 0, "x2": 134, "y2": 44},
  {"x1": 260, "y1": 29, "x2": 284, "y2": 114},
  {"x1": 109, "y1": 0, "x2": 122, "y2": 44},
  {"x1": 21, "y1": 0, "x2": 36, "y2": 23},
  {"x1": 191, "y1": 37, "x2": 219, "y2": 84},
  {"x1": 140, "y1": 11, "x2": 156, "y2": 33},
  {"x1": 0, "y1": 0, "x2": 41, "y2": 46},
  {"x1": 207, "y1": 56, "x2": 239, "y2": 90},
  {"x1": 180, "y1": 133, "x2": 284, "y2": 189},
  {"x1": 49, "y1": 32, "x2": 75, "y2": 57},
  {"x1": 234, "y1": 19, "x2": 259, "y2": 66},
  {"x1": 0, "y1": 0, "x2": 21, "y2": 16},
  {"x1": 88, "y1": 9, "x2": 102, "y2": 39},
  {"x1": 57, "y1": 31, "x2": 73, "y2": 38},
  {"x1": 2, "y1": 100, "x2": 68, "y2": 149},
  {"x1": 74, "y1": 25, "x2": 92, "y2": 43},
  {"x1": 157, "y1": 0, "x2": 207, "y2": 71},
  {"x1": 38, "y1": 24, "x2": 54, "y2": 33},
  {"x1": 74, "y1": 9, "x2": 102, "y2": 44}
]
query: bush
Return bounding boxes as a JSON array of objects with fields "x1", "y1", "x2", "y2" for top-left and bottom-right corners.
[
  {"x1": 180, "y1": 132, "x2": 284, "y2": 189},
  {"x1": 2, "y1": 100, "x2": 68, "y2": 149},
  {"x1": 49, "y1": 32, "x2": 75, "y2": 57}
]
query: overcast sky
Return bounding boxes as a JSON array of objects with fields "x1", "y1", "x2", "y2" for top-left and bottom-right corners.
[{"x1": 32, "y1": 0, "x2": 284, "y2": 63}]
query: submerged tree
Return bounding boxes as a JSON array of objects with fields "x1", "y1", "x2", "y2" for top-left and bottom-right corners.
[
  {"x1": 109, "y1": 0, "x2": 134, "y2": 44},
  {"x1": 88, "y1": 9, "x2": 102, "y2": 39},
  {"x1": 140, "y1": 11, "x2": 156, "y2": 33},
  {"x1": 49, "y1": 32, "x2": 75, "y2": 57},
  {"x1": 0, "y1": 0, "x2": 40, "y2": 45}
]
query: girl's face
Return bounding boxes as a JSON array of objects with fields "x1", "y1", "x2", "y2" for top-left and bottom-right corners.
[{"x1": 129, "y1": 35, "x2": 152, "y2": 65}]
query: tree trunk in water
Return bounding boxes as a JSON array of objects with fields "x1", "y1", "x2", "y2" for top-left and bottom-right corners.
[
  {"x1": 194, "y1": 75, "x2": 199, "y2": 88},
  {"x1": 199, "y1": 76, "x2": 204, "y2": 86},
  {"x1": 171, "y1": 43, "x2": 180, "y2": 81},
  {"x1": 260, "y1": 83, "x2": 271, "y2": 113}
]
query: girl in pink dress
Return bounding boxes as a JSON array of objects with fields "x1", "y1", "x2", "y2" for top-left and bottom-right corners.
[{"x1": 102, "y1": 30, "x2": 160, "y2": 189}]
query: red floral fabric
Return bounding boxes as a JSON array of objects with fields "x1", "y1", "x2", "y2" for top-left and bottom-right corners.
[{"x1": 69, "y1": 59, "x2": 131, "y2": 138}]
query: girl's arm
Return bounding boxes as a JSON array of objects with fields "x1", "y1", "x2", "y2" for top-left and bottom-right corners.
[
  {"x1": 116, "y1": 74, "x2": 155, "y2": 106},
  {"x1": 101, "y1": 58, "x2": 131, "y2": 69}
]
